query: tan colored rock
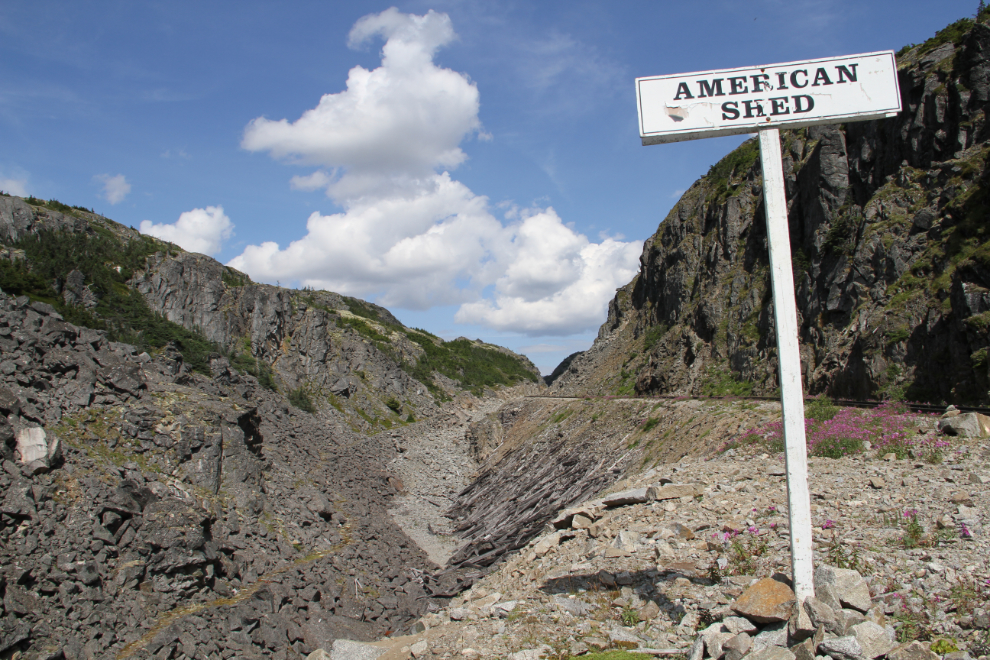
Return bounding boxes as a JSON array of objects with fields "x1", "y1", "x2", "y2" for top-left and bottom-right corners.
[
  {"x1": 936, "y1": 412, "x2": 990, "y2": 437},
  {"x1": 731, "y1": 577, "x2": 796, "y2": 624},
  {"x1": 887, "y1": 642, "x2": 939, "y2": 660},
  {"x1": 723, "y1": 633, "x2": 753, "y2": 660},
  {"x1": 667, "y1": 522, "x2": 696, "y2": 539},
  {"x1": 531, "y1": 533, "x2": 561, "y2": 557},
  {"x1": 790, "y1": 637, "x2": 816, "y2": 660},
  {"x1": 571, "y1": 513, "x2": 594, "y2": 529},
  {"x1": 788, "y1": 599, "x2": 815, "y2": 642},
  {"x1": 307, "y1": 650, "x2": 332, "y2": 660},
  {"x1": 803, "y1": 596, "x2": 840, "y2": 635},
  {"x1": 639, "y1": 600, "x2": 661, "y2": 621},
  {"x1": 851, "y1": 621, "x2": 894, "y2": 659},
  {"x1": 655, "y1": 483, "x2": 703, "y2": 500},
  {"x1": 814, "y1": 565, "x2": 872, "y2": 613},
  {"x1": 745, "y1": 647, "x2": 796, "y2": 660},
  {"x1": 705, "y1": 632, "x2": 737, "y2": 659},
  {"x1": 950, "y1": 491, "x2": 973, "y2": 506},
  {"x1": 602, "y1": 487, "x2": 655, "y2": 507}
]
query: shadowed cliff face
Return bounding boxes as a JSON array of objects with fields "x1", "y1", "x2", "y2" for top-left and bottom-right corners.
[{"x1": 554, "y1": 23, "x2": 990, "y2": 405}]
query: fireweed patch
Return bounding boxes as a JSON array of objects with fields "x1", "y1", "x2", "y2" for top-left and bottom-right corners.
[{"x1": 721, "y1": 400, "x2": 944, "y2": 459}]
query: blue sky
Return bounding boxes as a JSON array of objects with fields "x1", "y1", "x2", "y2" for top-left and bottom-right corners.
[{"x1": 0, "y1": 1, "x2": 976, "y2": 374}]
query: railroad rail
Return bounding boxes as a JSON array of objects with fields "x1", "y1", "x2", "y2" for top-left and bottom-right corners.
[{"x1": 524, "y1": 393, "x2": 990, "y2": 417}]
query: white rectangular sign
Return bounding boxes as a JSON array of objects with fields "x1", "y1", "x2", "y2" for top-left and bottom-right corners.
[{"x1": 636, "y1": 51, "x2": 901, "y2": 145}]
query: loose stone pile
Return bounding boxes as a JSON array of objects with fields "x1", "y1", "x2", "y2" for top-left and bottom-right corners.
[
  {"x1": 0, "y1": 289, "x2": 462, "y2": 659},
  {"x1": 339, "y1": 433, "x2": 988, "y2": 660}
]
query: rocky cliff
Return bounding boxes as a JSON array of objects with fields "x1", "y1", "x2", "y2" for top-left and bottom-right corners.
[{"x1": 553, "y1": 18, "x2": 990, "y2": 405}]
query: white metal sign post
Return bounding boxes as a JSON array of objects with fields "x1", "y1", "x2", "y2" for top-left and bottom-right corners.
[{"x1": 636, "y1": 51, "x2": 901, "y2": 601}]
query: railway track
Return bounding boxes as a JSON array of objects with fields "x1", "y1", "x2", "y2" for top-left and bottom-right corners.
[{"x1": 524, "y1": 393, "x2": 990, "y2": 417}]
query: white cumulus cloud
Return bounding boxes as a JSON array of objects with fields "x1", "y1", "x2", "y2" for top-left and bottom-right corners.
[
  {"x1": 95, "y1": 173, "x2": 131, "y2": 205},
  {"x1": 455, "y1": 208, "x2": 642, "y2": 335},
  {"x1": 0, "y1": 178, "x2": 28, "y2": 197},
  {"x1": 242, "y1": 7, "x2": 480, "y2": 199},
  {"x1": 140, "y1": 206, "x2": 233, "y2": 256},
  {"x1": 230, "y1": 8, "x2": 639, "y2": 336}
]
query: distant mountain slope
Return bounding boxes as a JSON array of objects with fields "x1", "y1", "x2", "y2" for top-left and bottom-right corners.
[
  {"x1": 552, "y1": 16, "x2": 990, "y2": 405},
  {"x1": 0, "y1": 194, "x2": 542, "y2": 429}
]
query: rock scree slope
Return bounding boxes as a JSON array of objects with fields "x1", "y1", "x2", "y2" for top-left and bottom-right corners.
[{"x1": 0, "y1": 194, "x2": 543, "y2": 659}]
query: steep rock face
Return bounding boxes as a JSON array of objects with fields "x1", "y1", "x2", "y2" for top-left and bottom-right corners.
[
  {"x1": 555, "y1": 23, "x2": 990, "y2": 404},
  {"x1": 130, "y1": 251, "x2": 432, "y2": 412}
]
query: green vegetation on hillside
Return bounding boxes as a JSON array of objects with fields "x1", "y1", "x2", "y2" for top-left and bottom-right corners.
[
  {"x1": 700, "y1": 364, "x2": 753, "y2": 397},
  {"x1": 404, "y1": 331, "x2": 539, "y2": 397},
  {"x1": 705, "y1": 138, "x2": 760, "y2": 205},
  {"x1": 325, "y1": 297, "x2": 539, "y2": 398},
  {"x1": 23, "y1": 195, "x2": 94, "y2": 215},
  {"x1": 897, "y1": 9, "x2": 990, "y2": 58},
  {"x1": 0, "y1": 228, "x2": 217, "y2": 374}
]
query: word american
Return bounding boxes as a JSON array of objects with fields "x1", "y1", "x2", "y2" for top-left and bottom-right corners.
[{"x1": 672, "y1": 64, "x2": 860, "y2": 121}]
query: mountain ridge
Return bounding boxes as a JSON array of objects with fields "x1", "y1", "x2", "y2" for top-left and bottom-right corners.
[{"x1": 550, "y1": 17, "x2": 990, "y2": 406}]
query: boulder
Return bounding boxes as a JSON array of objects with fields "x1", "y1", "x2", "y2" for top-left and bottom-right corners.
[
  {"x1": 551, "y1": 503, "x2": 601, "y2": 529},
  {"x1": 790, "y1": 637, "x2": 816, "y2": 660},
  {"x1": 788, "y1": 599, "x2": 815, "y2": 642},
  {"x1": 687, "y1": 635, "x2": 705, "y2": 660},
  {"x1": 887, "y1": 642, "x2": 939, "y2": 660},
  {"x1": 330, "y1": 640, "x2": 386, "y2": 660},
  {"x1": 851, "y1": 621, "x2": 893, "y2": 659},
  {"x1": 15, "y1": 426, "x2": 48, "y2": 465},
  {"x1": 744, "y1": 647, "x2": 796, "y2": 660},
  {"x1": 531, "y1": 532, "x2": 561, "y2": 557},
  {"x1": 0, "y1": 387, "x2": 20, "y2": 416},
  {"x1": 751, "y1": 623, "x2": 788, "y2": 654},
  {"x1": 837, "y1": 608, "x2": 867, "y2": 634},
  {"x1": 818, "y1": 635, "x2": 864, "y2": 660},
  {"x1": 803, "y1": 596, "x2": 840, "y2": 635},
  {"x1": 602, "y1": 487, "x2": 656, "y2": 507},
  {"x1": 307, "y1": 651, "x2": 332, "y2": 660},
  {"x1": 705, "y1": 632, "x2": 737, "y2": 659},
  {"x1": 653, "y1": 483, "x2": 703, "y2": 500},
  {"x1": 723, "y1": 633, "x2": 753, "y2": 660},
  {"x1": 814, "y1": 565, "x2": 872, "y2": 613},
  {"x1": 639, "y1": 600, "x2": 661, "y2": 621},
  {"x1": 937, "y1": 412, "x2": 990, "y2": 437},
  {"x1": 723, "y1": 616, "x2": 759, "y2": 635},
  {"x1": 816, "y1": 583, "x2": 843, "y2": 612},
  {"x1": 572, "y1": 513, "x2": 594, "y2": 529},
  {"x1": 731, "y1": 577, "x2": 796, "y2": 624}
]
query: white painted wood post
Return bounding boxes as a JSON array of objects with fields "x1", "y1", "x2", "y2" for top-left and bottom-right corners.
[{"x1": 758, "y1": 127, "x2": 815, "y2": 602}]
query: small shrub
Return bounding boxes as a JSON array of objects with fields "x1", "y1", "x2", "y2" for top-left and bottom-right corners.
[
  {"x1": 902, "y1": 509, "x2": 925, "y2": 548},
  {"x1": 825, "y1": 533, "x2": 863, "y2": 572},
  {"x1": 930, "y1": 639, "x2": 959, "y2": 655},
  {"x1": 805, "y1": 396, "x2": 838, "y2": 423},
  {"x1": 700, "y1": 364, "x2": 753, "y2": 397},
  {"x1": 642, "y1": 323, "x2": 670, "y2": 351},
  {"x1": 642, "y1": 417, "x2": 660, "y2": 432},
  {"x1": 288, "y1": 387, "x2": 317, "y2": 414},
  {"x1": 385, "y1": 397, "x2": 402, "y2": 413},
  {"x1": 619, "y1": 605, "x2": 639, "y2": 626}
]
